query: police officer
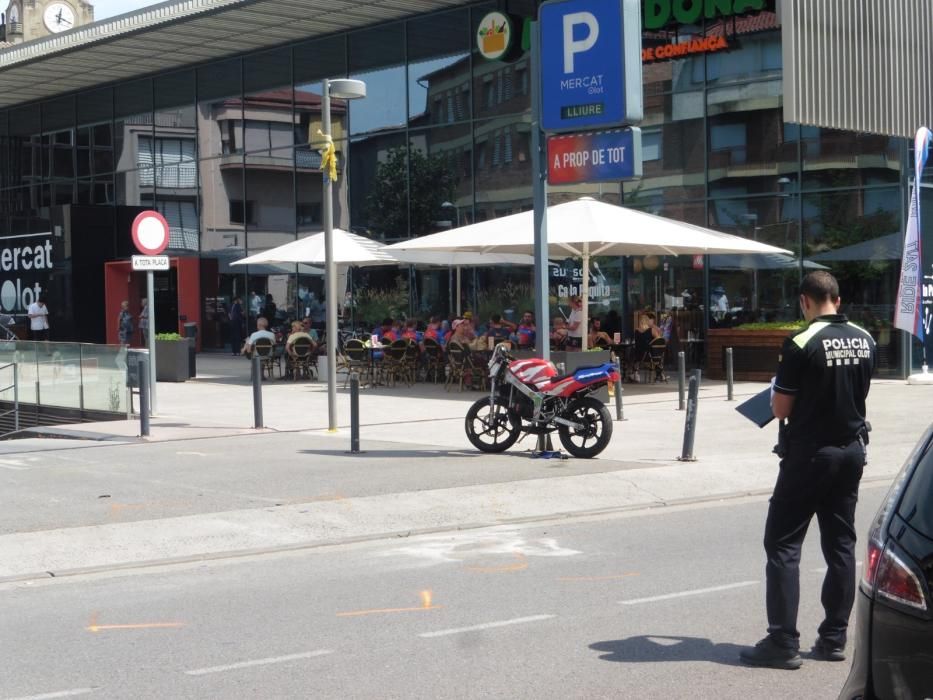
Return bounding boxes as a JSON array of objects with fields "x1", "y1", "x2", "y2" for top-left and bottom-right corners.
[{"x1": 740, "y1": 271, "x2": 876, "y2": 670}]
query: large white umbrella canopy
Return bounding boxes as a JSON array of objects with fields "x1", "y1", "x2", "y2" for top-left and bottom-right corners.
[
  {"x1": 232, "y1": 229, "x2": 395, "y2": 267},
  {"x1": 231, "y1": 228, "x2": 533, "y2": 267},
  {"x1": 388, "y1": 197, "x2": 793, "y2": 350}
]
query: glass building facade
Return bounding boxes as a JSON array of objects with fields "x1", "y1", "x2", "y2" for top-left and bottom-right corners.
[{"x1": 0, "y1": 2, "x2": 912, "y2": 374}]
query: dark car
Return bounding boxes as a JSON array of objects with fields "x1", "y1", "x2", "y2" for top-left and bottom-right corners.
[{"x1": 840, "y1": 424, "x2": 933, "y2": 699}]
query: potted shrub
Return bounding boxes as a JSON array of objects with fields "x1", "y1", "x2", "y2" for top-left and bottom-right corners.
[
  {"x1": 155, "y1": 332, "x2": 189, "y2": 382},
  {"x1": 706, "y1": 321, "x2": 803, "y2": 381}
]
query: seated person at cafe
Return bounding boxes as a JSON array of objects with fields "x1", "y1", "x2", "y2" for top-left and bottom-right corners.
[
  {"x1": 242, "y1": 316, "x2": 276, "y2": 357},
  {"x1": 588, "y1": 317, "x2": 612, "y2": 348},
  {"x1": 300, "y1": 317, "x2": 321, "y2": 343},
  {"x1": 285, "y1": 321, "x2": 316, "y2": 358},
  {"x1": 401, "y1": 318, "x2": 420, "y2": 342},
  {"x1": 449, "y1": 318, "x2": 475, "y2": 346},
  {"x1": 484, "y1": 314, "x2": 513, "y2": 343},
  {"x1": 630, "y1": 311, "x2": 662, "y2": 381},
  {"x1": 423, "y1": 316, "x2": 443, "y2": 343},
  {"x1": 375, "y1": 317, "x2": 398, "y2": 343},
  {"x1": 550, "y1": 317, "x2": 569, "y2": 348},
  {"x1": 514, "y1": 310, "x2": 536, "y2": 348}
]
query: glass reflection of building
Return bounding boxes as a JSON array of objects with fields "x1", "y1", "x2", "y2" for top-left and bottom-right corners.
[{"x1": 0, "y1": 2, "x2": 911, "y2": 374}]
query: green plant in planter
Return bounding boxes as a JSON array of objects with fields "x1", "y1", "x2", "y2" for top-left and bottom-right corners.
[
  {"x1": 155, "y1": 332, "x2": 184, "y2": 341},
  {"x1": 733, "y1": 321, "x2": 805, "y2": 331}
]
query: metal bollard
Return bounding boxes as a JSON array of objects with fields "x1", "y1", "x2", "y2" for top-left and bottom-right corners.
[
  {"x1": 251, "y1": 354, "x2": 264, "y2": 429},
  {"x1": 613, "y1": 357, "x2": 625, "y2": 421},
  {"x1": 677, "y1": 351, "x2": 686, "y2": 410},
  {"x1": 138, "y1": 356, "x2": 150, "y2": 437},
  {"x1": 12, "y1": 362, "x2": 18, "y2": 432},
  {"x1": 350, "y1": 372, "x2": 361, "y2": 453},
  {"x1": 725, "y1": 347, "x2": 734, "y2": 401},
  {"x1": 678, "y1": 369, "x2": 701, "y2": 462}
]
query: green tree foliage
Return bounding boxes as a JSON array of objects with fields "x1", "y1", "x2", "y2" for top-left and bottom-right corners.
[{"x1": 366, "y1": 145, "x2": 458, "y2": 238}]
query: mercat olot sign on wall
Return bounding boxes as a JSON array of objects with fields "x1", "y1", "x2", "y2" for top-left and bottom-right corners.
[{"x1": 643, "y1": 0, "x2": 766, "y2": 30}]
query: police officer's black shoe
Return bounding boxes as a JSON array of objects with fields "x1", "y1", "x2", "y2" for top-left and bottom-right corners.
[
  {"x1": 739, "y1": 637, "x2": 802, "y2": 670},
  {"x1": 810, "y1": 637, "x2": 846, "y2": 661}
]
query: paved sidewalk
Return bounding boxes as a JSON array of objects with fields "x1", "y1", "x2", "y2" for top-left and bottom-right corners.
[{"x1": 0, "y1": 353, "x2": 929, "y2": 581}]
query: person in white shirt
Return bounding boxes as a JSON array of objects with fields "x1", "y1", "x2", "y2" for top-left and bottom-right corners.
[
  {"x1": 242, "y1": 316, "x2": 276, "y2": 357},
  {"x1": 566, "y1": 296, "x2": 584, "y2": 349},
  {"x1": 27, "y1": 295, "x2": 49, "y2": 341}
]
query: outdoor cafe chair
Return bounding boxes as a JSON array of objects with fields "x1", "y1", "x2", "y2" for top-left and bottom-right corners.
[
  {"x1": 644, "y1": 337, "x2": 668, "y2": 383},
  {"x1": 445, "y1": 341, "x2": 477, "y2": 392},
  {"x1": 342, "y1": 338, "x2": 372, "y2": 388},
  {"x1": 403, "y1": 339, "x2": 420, "y2": 384},
  {"x1": 252, "y1": 337, "x2": 279, "y2": 380},
  {"x1": 422, "y1": 337, "x2": 445, "y2": 383},
  {"x1": 286, "y1": 337, "x2": 316, "y2": 381},
  {"x1": 382, "y1": 339, "x2": 410, "y2": 387}
]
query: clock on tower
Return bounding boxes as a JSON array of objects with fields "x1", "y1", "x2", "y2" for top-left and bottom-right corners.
[{"x1": 2, "y1": 0, "x2": 93, "y2": 44}]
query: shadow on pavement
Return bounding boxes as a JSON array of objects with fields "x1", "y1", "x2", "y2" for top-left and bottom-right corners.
[
  {"x1": 590, "y1": 635, "x2": 746, "y2": 667},
  {"x1": 297, "y1": 448, "x2": 488, "y2": 459}
]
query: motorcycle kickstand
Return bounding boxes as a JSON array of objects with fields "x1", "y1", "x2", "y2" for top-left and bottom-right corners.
[{"x1": 531, "y1": 432, "x2": 565, "y2": 460}]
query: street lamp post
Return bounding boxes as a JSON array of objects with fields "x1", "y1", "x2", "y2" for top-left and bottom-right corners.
[
  {"x1": 441, "y1": 201, "x2": 462, "y2": 316},
  {"x1": 321, "y1": 78, "x2": 366, "y2": 432}
]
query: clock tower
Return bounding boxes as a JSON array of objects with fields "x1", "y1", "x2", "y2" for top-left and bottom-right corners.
[{"x1": 2, "y1": 0, "x2": 93, "y2": 45}]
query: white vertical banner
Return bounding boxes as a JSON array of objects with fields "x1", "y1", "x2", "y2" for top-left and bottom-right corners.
[{"x1": 894, "y1": 127, "x2": 932, "y2": 343}]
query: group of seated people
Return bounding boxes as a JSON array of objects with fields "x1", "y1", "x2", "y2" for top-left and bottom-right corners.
[
  {"x1": 549, "y1": 314, "x2": 614, "y2": 350},
  {"x1": 371, "y1": 310, "x2": 538, "y2": 351},
  {"x1": 241, "y1": 316, "x2": 320, "y2": 362}
]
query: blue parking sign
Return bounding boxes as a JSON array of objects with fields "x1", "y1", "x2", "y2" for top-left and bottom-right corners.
[{"x1": 539, "y1": 0, "x2": 642, "y2": 132}]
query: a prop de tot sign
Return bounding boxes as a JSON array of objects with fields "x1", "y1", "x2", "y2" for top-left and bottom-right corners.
[{"x1": 547, "y1": 127, "x2": 642, "y2": 184}]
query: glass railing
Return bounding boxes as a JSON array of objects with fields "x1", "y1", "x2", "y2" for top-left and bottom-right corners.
[{"x1": 0, "y1": 341, "x2": 128, "y2": 414}]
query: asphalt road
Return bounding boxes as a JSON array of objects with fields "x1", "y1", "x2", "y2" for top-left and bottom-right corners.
[
  {"x1": 1, "y1": 484, "x2": 887, "y2": 700},
  {"x1": 0, "y1": 432, "x2": 657, "y2": 535}
]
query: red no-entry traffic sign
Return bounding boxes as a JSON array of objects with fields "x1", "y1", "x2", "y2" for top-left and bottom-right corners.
[{"x1": 131, "y1": 210, "x2": 170, "y2": 256}]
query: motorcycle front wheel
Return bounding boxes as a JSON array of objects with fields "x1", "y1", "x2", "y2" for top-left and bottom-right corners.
[
  {"x1": 465, "y1": 397, "x2": 522, "y2": 453},
  {"x1": 557, "y1": 395, "x2": 613, "y2": 458}
]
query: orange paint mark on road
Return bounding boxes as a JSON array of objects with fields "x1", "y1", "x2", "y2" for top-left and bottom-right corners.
[
  {"x1": 336, "y1": 605, "x2": 443, "y2": 618},
  {"x1": 86, "y1": 612, "x2": 184, "y2": 633},
  {"x1": 465, "y1": 553, "x2": 528, "y2": 574}
]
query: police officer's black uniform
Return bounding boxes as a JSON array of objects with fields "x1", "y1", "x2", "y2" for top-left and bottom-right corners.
[{"x1": 765, "y1": 313, "x2": 875, "y2": 652}]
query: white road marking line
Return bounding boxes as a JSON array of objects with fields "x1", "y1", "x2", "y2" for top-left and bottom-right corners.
[
  {"x1": 620, "y1": 581, "x2": 760, "y2": 605},
  {"x1": 185, "y1": 649, "x2": 333, "y2": 676},
  {"x1": 5, "y1": 688, "x2": 96, "y2": 700},
  {"x1": 175, "y1": 451, "x2": 209, "y2": 457},
  {"x1": 418, "y1": 614, "x2": 556, "y2": 638},
  {"x1": 0, "y1": 459, "x2": 28, "y2": 470}
]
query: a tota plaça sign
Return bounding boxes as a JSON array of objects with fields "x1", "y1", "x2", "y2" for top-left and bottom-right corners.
[{"x1": 0, "y1": 232, "x2": 53, "y2": 313}]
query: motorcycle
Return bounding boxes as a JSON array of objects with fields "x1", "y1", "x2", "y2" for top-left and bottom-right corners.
[{"x1": 464, "y1": 344, "x2": 620, "y2": 459}]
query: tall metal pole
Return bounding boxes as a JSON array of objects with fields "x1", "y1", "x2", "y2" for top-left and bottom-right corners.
[
  {"x1": 322, "y1": 79, "x2": 338, "y2": 432},
  {"x1": 147, "y1": 270, "x2": 157, "y2": 415},
  {"x1": 530, "y1": 20, "x2": 549, "y2": 362}
]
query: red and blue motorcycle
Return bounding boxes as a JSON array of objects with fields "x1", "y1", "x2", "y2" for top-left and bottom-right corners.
[{"x1": 465, "y1": 344, "x2": 620, "y2": 458}]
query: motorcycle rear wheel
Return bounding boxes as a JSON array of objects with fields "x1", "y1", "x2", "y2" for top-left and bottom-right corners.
[
  {"x1": 558, "y1": 395, "x2": 613, "y2": 458},
  {"x1": 465, "y1": 397, "x2": 522, "y2": 453}
]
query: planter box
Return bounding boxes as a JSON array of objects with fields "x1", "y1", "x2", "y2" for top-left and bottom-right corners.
[
  {"x1": 155, "y1": 339, "x2": 189, "y2": 382},
  {"x1": 551, "y1": 350, "x2": 612, "y2": 402},
  {"x1": 706, "y1": 329, "x2": 791, "y2": 381}
]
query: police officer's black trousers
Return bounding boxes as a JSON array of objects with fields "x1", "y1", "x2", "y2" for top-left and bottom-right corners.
[{"x1": 763, "y1": 438, "x2": 866, "y2": 649}]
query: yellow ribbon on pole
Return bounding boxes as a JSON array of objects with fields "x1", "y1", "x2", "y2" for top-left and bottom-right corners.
[{"x1": 317, "y1": 128, "x2": 337, "y2": 182}]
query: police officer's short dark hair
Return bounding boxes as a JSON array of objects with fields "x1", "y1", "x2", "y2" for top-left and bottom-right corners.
[{"x1": 799, "y1": 271, "x2": 839, "y2": 303}]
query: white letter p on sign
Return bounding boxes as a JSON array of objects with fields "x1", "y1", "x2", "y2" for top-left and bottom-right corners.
[{"x1": 563, "y1": 12, "x2": 599, "y2": 73}]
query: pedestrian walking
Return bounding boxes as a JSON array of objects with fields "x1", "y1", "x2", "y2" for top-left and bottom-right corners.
[
  {"x1": 228, "y1": 296, "x2": 244, "y2": 356},
  {"x1": 118, "y1": 300, "x2": 134, "y2": 345},
  {"x1": 139, "y1": 297, "x2": 149, "y2": 346},
  {"x1": 27, "y1": 294, "x2": 49, "y2": 341},
  {"x1": 740, "y1": 271, "x2": 876, "y2": 670}
]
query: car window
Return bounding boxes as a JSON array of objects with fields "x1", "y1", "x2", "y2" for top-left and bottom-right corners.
[{"x1": 898, "y1": 440, "x2": 933, "y2": 539}]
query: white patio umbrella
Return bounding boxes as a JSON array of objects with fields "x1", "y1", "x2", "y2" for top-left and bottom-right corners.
[
  {"x1": 231, "y1": 228, "x2": 533, "y2": 321},
  {"x1": 388, "y1": 197, "x2": 793, "y2": 350}
]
